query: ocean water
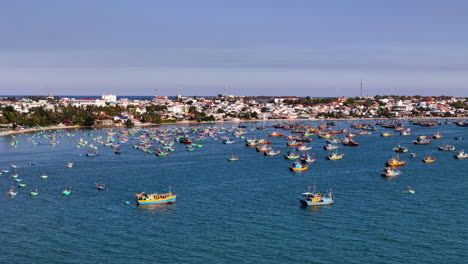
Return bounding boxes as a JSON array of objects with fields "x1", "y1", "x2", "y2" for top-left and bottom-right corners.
[{"x1": 0, "y1": 121, "x2": 466, "y2": 263}]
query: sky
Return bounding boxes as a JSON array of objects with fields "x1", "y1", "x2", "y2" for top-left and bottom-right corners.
[{"x1": 0, "y1": 0, "x2": 467, "y2": 96}]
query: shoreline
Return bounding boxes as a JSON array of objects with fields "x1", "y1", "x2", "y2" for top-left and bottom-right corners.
[{"x1": 1, "y1": 117, "x2": 466, "y2": 137}]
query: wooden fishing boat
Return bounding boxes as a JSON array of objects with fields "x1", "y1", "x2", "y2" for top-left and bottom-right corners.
[
  {"x1": 257, "y1": 139, "x2": 271, "y2": 145},
  {"x1": 30, "y1": 187, "x2": 39, "y2": 196},
  {"x1": 381, "y1": 167, "x2": 401, "y2": 177},
  {"x1": 327, "y1": 152, "x2": 344, "y2": 160},
  {"x1": 156, "y1": 151, "x2": 169, "y2": 156},
  {"x1": 269, "y1": 131, "x2": 284, "y2": 137},
  {"x1": 323, "y1": 143, "x2": 338, "y2": 150},
  {"x1": 287, "y1": 140, "x2": 302, "y2": 147},
  {"x1": 136, "y1": 189, "x2": 176, "y2": 205},
  {"x1": 40, "y1": 173, "x2": 48, "y2": 179},
  {"x1": 6, "y1": 188, "x2": 17, "y2": 197},
  {"x1": 438, "y1": 144, "x2": 455, "y2": 151},
  {"x1": 284, "y1": 135, "x2": 298, "y2": 140},
  {"x1": 433, "y1": 132, "x2": 442, "y2": 139},
  {"x1": 284, "y1": 151, "x2": 300, "y2": 160},
  {"x1": 296, "y1": 144, "x2": 312, "y2": 151},
  {"x1": 342, "y1": 138, "x2": 359, "y2": 146},
  {"x1": 256, "y1": 145, "x2": 272, "y2": 152},
  {"x1": 62, "y1": 187, "x2": 72, "y2": 196},
  {"x1": 422, "y1": 156, "x2": 436, "y2": 163},
  {"x1": 381, "y1": 132, "x2": 393, "y2": 137},
  {"x1": 454, "y1": 150, "x2": 468, "y2": 159},
  {"x1": 386, "y1": 156, "x2": 406, "y2": 166},
  {"x1": 96, "y1": 183, "x2": 108, "y2": 190},
  {"x1": 403, "y1": 186, "x2": 415, "y2": 194},
  {"x1": 413, "y1": 136, "x2": 431, "y2": 145},
  {"x1": 179, "y1": 137, "x2": 193, "y2": 144},
  {"x1": 227, "y1": 154, "x2": 240, "y2": 161},
  {"x1": 393, "y1": 145, "x2": 409, "y2": 153},
  {"x1": 264, "y1": 149, "x2": 280, "y2": 156},
  {"x1": 290, "y1": 162, "x2": 308, "y2": 171},
  {"x1": 299, "y1": 186, "x2": 335, "y2": 206},
  {"x1": 300, "y1": 154, "x2": 316, "y2": 163}
]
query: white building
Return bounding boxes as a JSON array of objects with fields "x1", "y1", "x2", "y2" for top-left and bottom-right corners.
[
  {"x1": 102, "y1": 94, "x2": 117, "y2": 103},
  {"x1": 71, "y1": 99, "x2": 106, "y2": 107}
]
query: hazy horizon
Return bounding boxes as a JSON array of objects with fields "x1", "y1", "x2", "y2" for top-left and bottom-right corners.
[{"x1": 1, "y1": 1, "x2": 467, "y2": 96}]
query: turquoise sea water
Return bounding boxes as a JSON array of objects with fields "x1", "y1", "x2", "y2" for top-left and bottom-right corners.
[{"x1": 0, "y1": 121, "x2": 467, "y2": 263}]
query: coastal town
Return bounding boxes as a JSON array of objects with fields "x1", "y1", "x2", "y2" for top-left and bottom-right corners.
[{"x1": 0, "y1": 94, "x2": 467, "y2": 131}]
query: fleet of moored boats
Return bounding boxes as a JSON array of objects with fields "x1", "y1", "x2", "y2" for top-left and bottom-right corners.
[{"x1": 1, "y1": 118, "x2": 467, "y2": 207}]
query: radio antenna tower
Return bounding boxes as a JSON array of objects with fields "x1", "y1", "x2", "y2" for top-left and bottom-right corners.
[
  {"x1": 225, "y1": 81, "x2": 228, "y2": 98},
  {"x1": 177, "y1": 84, "x2": 181, "y2": 99},
  {"x1": 360, "y1": 80, "x2": 363, "y2": 98}
]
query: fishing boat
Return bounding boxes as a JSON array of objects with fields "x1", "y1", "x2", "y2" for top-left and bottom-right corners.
[
  {"x1": 422, "y1": 156, "x2": 436, "y2": 163},
  {"x1": 400, "y1": 130, "x2": 411, "y2": 136},
  {"x1": 433, "y1": 132, "x2": 442, "y2": 139},
  {"x1": 264, "y1": 149, "x2": 280, "y2": 156},
  {"x1": 300, "y1": 154, "x2": 316, "y2": 163},
  {"x1": 179, "y1": 137, "x2": 193, "y2": 144},
  {"x1": 269, "y1": 131, "x2": 284, "y2": 137},
  {"x1": 342, "y1": 138, "x2": 359, "y2": 146},
  {"x1": 393, "y1": 145, "x2": 409, "y2": 153},
  {"x1": 289, "y1": 161, "x2": 308, "y2": 172},
  {"x1": 438, "y1": 144, "x2": 455, "y2": 151},
  {"x1": 454, "y1": 150, "x2": 468, "y2": 159},
  {"x1": 135, "y1": 188, "x2": 177, "y2": 205},
  {"x1": 381, "y1": 167, "x2": 401, "y2": 177},
  {"x1": 30, "y1": 187, "x2": 39, "y2": 196},
  {"x1": 386, "y1": 155, "x2": 406, "y2": 166},
  {"x1": 18, "y1": 183, "x2": 27, "y2": 188},
  {"x1": 156, "y1": 151, "x2": 170, "y2": 156},
  {"x1": 6, "y1": 188, "x2": 17, "y2": 197},
  {"x1": 223, "y1": 138, "x2": 235, "y2": 144},
  {"x1": 257, "y1": 139, "x2": 271, "y2": 145},
  {"x1": 299, "y1": 186, "x2": 335, "y2": 206},
  {"x1": 62, "y1": 187, "x2": 72, "y2": 196},
  {"x1": 227, "y1": 154, "x2": 240, "y2": 161},
  {"x1": 410, "y1": 153, "x2": 417, "y2": 158},
  {"x1": 284, "y1": 151, "x2": 300, "y2": 160},
  {"x1": 87, "y1": 150, "x2": 99, "y2": 157},
  {"x1": 96, "y1": 183, "x2": 108, "y2": 190},
  {"x1": 287, "y1": 140, "x2": 302, "y2": 147},
  {"x1": 296, "y1": 144, "x2": 312, "y2": 151},
  {"x1": 327, "y1": 152, "x2": 344, "y2": 160},
  {"x1": 413, "y1": 136, "x2": 431, "y2": 145},
  {"x1": 323, "y1": 143, "x2": 338, "y2": 150},
  {"x1": 256, "y1": 145, "x2": 272, "y2": 152},
  {"x1": 403, "y1": 186, "x2": 415, "y2": 194},
  {"x1": 381, "y1": 132, "x2": 393, "y2": 137}
]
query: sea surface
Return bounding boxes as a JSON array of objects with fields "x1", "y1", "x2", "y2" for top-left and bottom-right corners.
[{"x1": 0, "y1": 121, "x2": 467, "y2": 263}]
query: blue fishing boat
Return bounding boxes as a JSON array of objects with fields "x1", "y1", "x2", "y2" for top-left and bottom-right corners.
[{"x1": 299, "y1": 186, "x2": 335, "y2": 206}]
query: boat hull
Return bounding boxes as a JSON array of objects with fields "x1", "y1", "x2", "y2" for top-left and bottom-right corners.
[
  {"x1": 137, "y1": 195, "x2": 177, "y2": 205},
  {"x1": 299, "y1": 199, "x2": 334, "y2": 206}
]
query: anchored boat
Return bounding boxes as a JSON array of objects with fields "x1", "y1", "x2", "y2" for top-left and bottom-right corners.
[
  {"x1": 136, "y1": 188, "x2": 176, "y2": 205},
  {"x1": 299, "y1": 186, "x2": 335, "y2": 206}
]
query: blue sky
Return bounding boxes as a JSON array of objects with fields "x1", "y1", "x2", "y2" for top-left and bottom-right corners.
[{"x1": 0, "y1": 0, "x2": 467, "y2": 96}]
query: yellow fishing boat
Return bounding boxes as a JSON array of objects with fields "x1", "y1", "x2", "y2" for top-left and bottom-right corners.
[
  {"x1": 327, "y1": 152, "x2": 344, "y2": 160},
  {"x1": 289, "y1": 162, "x2": 308, "y2": 171},
  {"x1": 386, "y1": 156, "x2": 406, "y2": 166},
  {"x1": 422, "y1": 156, "x2": 436, "y2": 163}
]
